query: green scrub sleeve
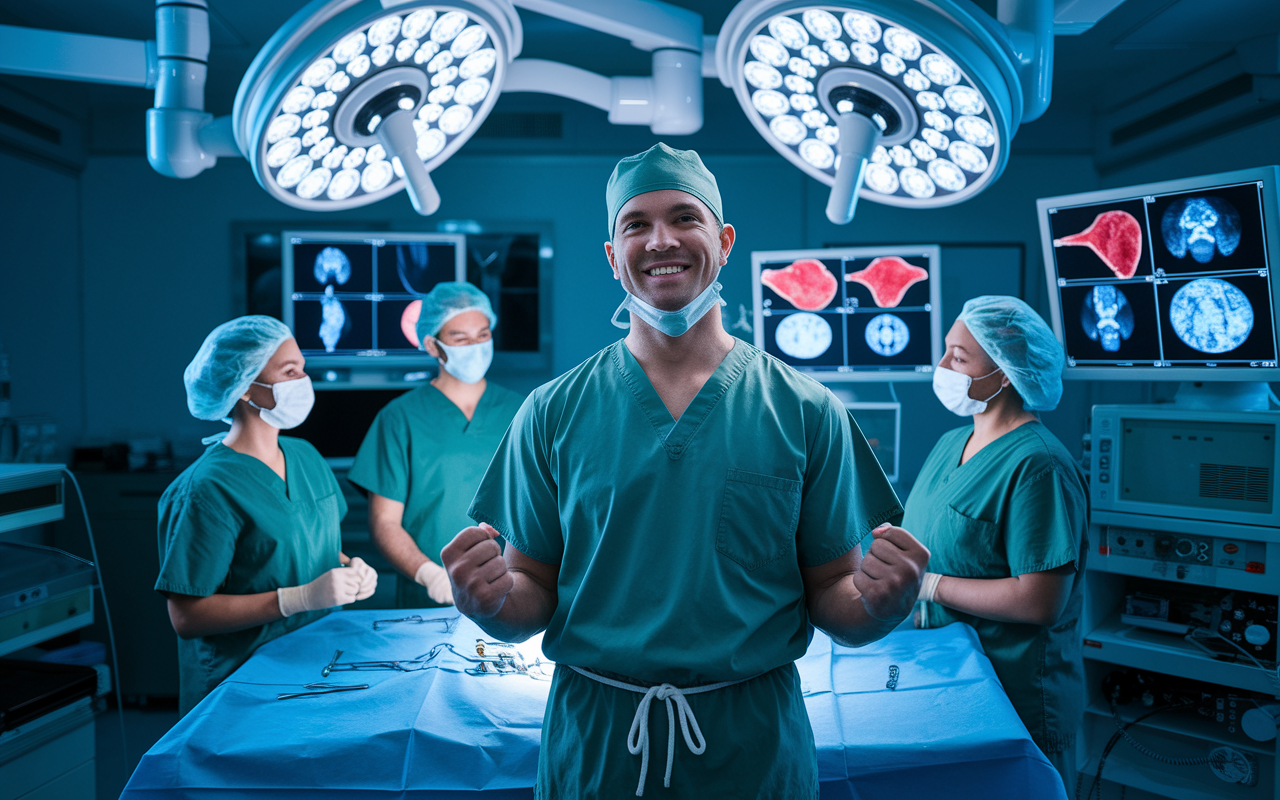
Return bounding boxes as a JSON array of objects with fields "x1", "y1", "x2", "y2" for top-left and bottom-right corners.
[
  {"x1": 347, "y1": 405, "x2": 410, "y2": 502},
  {"x1": 468, "y1": 393, "x2": 562, "y2": 565},
  {"x1": 155, "y1": 491, "x2": 239, "y2": 597},
  {"x1": 794, "y1": 398, "x2": 903, "y2": 568},
  {"x1": 1006, "y1": 464, "x2": 1084, "y2": 576}
]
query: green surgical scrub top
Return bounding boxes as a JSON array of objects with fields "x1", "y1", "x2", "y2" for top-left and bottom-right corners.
[
  {"x1": 470, "y1": 340, "x2": 902, "y2": 686},
  {"x1": 348, "y1": 382, "x2": 523, "y2": 608},
  {"x1": 155, "y1": 437, "x2": 347, "y2": 716},
  {"x1": 902, "y1": 421, "x2": 1088, "y2": 754}
]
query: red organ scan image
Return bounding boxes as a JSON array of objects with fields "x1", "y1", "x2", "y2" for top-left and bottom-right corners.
[
  {"x1": 845, "y1": 257, "x2": 929, "y2": 308},
  {"x1": 401, "y1": 300, "x2": 423, "y2": 348},
  {"x1": 1053, "y1": 210, "x2": 1143, "y2": 279},
  {"x1": 761, "y1": 259, "x2": 839, "y2": 310}
]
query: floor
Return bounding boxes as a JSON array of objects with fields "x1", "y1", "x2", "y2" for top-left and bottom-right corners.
[{"x1": 94, "y1": 706, "x2": 178, "y2": 800}]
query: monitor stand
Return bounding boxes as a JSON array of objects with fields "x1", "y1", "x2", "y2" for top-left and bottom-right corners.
[{"x1": 1172, "y1": 381, "x2": 1271, "y2": 411}]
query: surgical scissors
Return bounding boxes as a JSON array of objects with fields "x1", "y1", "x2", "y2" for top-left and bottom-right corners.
[{"x1": 277, "y1": 681, "x2": 370, "y2": 700}]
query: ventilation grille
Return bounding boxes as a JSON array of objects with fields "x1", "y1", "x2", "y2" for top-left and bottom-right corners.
[{"x1": 1199, "y1": 463, "x2": 1271, "y2": 503}]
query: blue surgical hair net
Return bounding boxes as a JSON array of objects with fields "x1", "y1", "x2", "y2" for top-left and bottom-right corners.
[
  {"x1": 958, "y1": 296, "x2": 1064, "y2": 411},
  {"x1": 184, "y1": 316, "x2": 293, "y2": 421},
  {"x1": 415, "y1": 282, "x2": 497, "y2": 346}
]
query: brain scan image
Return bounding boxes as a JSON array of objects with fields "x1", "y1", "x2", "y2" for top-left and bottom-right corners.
[
  {"x1": 401, "y1": 299, "x2": 423, "y2": 348},
  {"x1": 774, "y1": 312, "x2": 833, "y2": 359},
  {"x1": 319, "y1": 285, "x2": 348, "y2": 353},
  {"x1": 845, "y1": 257, "x2": 929, "y2": 307},
  {"x1": 314, "y1": 246, "x2": 352, "y2": 285},
  {"x1": 864, "y1": 313, "x2": 910, "y2": 357},
  {"x1": 1161, "y1": 197, "x2": 1241, "y2": 264},
  {"x1": 1168, "y1": 278, "x2": 1253, "y2": 354},
  {"x1": 1054, "y1": 210, "x2": 1143, "y2": 279},
  {"x1": 761, "y1": 259, "x2": 838, "y2": 310},
  {"x1": 1080, "y1": 285, "x2": 1135, "y2": 352}
]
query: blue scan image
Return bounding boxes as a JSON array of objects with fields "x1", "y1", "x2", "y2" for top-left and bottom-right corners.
[
  {"x1": 397, "y1": 243, "x2": 432, "y2": 295},
  {"x1": 775, "y1": 312, "x2": 833, "y2": 359},
  {"x1": 1161, "y1": 197, "x2": 1242, "y2": 264},
  {"x1": 1080, "y1": 285, "x2": 1135, "y2": 352},
  {"x1": 1169, "y1": 278, "x2": 1254, "y2": 354},
  {"x1": 314, "y1": 247, "x2": 352, "y2": 285},
  {"x1": 319, "y1": 285, "x2": 348, "y2": 353},
  {"x1": 864, "y1": 313, "x2": 910, "y2": 357}
]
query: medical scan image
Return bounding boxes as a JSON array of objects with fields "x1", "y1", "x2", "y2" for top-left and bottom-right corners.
[
  {"x1": 400, "y1": 299, "x2": 423, "y2": 348},
  {"x1": 395, "y1": 242, "x2": 457, "y2": 295},
  {"x1": 845, "y1": 257, "x2": 929, "y2": 308},
  {"x1": 774, "y1": 312, "x2": 833, "y2": 359},
  {"x1": 1080, "y1": 285, "x2": 1135, "y2": 352},
  {"x1": 864, "y1": 313, "x2": 911, "y2": 357},
  {"x1": 1168, "y1": 278, "x2": 1254, "y2": 354},
  {"x1": 314, "y1": 246, "x2": 352, "y2": 286},
  {"x1": 761, "y1": 259, "x2": 839, "y2": 310},
  {"x1": 1054, "y1": 210, "x2": 1143, "y2": 279},
  {"x1": 1161, "y1": 196, "x2": 1242, "y2": 264},
  {"x1": 319, "y1": 285, "x2": 348, "y2": 353}
]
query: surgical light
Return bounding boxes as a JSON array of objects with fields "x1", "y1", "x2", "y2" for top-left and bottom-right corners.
[
  {"x1": 233, "y1": 0, "x2": 521, "y2": 216},
  {"x1": 717, "y1": 0, "x2": 1053, "y2": 224}
]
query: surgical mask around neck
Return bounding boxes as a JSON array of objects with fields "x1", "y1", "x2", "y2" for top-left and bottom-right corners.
[
  {"x1": 611, "y1": 279, "x2": 725, "y2": 337},
  {"x1": 437, "y1": 339, "x2": 493, "y2": 384},
  {"x1": 932, "y1": 366, "x2": 1003, "y2": 416},
  {"x1": 248, "y1": 375, "x2": 315, "y2": 429}
]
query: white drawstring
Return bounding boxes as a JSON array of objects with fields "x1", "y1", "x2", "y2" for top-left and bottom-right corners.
[{"x1": 567, "y1": 665, "x2": 750, "y2": 796}]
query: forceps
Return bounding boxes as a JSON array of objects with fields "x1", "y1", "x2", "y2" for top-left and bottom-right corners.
[
  {"x1": 372, "y1": 613, "x2": 461, "y2": 632},
  {"x1": 277, "y1": 681, "x2": 370, "y2": 700}
]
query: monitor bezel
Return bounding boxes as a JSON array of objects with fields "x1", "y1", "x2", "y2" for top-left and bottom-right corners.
[
  {"x1": 1037, "y1": 165, "x2": 1280, "y2": 382},
  {"x1": 751, "y1": 245, "x2": 942, "y2": 383},
  {"x1": 282, "y1": 230, "x2": 467, "y2": 369}
]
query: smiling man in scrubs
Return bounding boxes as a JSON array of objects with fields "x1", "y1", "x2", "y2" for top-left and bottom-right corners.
[
  {"x1": 442, "y1": 144, "x2": 929, "y2": 799},
  {"x1": 157, "y1": 316, "x2": 376, "y2": 715},
  {"x1": 349, "y1": 283, "x2": 523, "y2": 607},
  {"x1": 905, "y1": 296, "x2": 1087, "y2": 794}
]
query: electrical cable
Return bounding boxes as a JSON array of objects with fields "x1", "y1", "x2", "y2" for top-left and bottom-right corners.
[
  {"x1": 1185, "y1": 628, "x2": 1280, "y2": 693},
  {"x1": 1080, "y1": 702, "x2": 1189, "y2": 800},
  {"x1": 61, "y1": 468, "x2": 130, "y2": 768},
  {"x1": 887, "y1": 382, "x2": 899, "y2": 404}
]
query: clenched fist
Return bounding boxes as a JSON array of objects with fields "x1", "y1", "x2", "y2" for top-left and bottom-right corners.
[
  {"x1": 441, "y1": 523, "x2": 515, "y2": 619},
  {"x1": 852, "y1": 524, "x2": 930, "y2": 623}
]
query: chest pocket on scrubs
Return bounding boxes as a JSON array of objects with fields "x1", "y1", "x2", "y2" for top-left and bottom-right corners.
[
  {"x1": 936, "y1": 504, "x2": 1005, "y2": 578},
  {"x1": 716, "y1": 469, "x2": 802, "y2": 571}
]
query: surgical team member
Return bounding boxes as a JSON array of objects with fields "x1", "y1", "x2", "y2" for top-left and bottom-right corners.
[
  {"x1": 156, "y1": 316, "x2": 376, "y2": 715},
  {"x1": 903, "y1": 296, "x2": 1087, "y2": 794},
  {"x1": 443, "y1": 143, "x2": 929, "y2": 799},
  {"x1": 348, "y1": 283, "x2": 523, "y2": 608}
]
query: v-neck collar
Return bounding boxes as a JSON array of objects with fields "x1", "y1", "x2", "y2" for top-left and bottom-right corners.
[
  {"x1": 425, "y1": 382, "x2": 490, "y2": 432},
  {"x1": 613, "y1": 339, "x2": 754, "y2": 460},
  {"x1": 952, "y1": 421, "x2": 1041, "y2": 472}
]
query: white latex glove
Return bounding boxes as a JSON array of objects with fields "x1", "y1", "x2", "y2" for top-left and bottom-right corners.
[
  {"x1": 415, "y1": 560, "x2": 454, "y2": 605},
  {"x1": 348, "y1": 557, "x2": 378, "y2": 601},
  {"x1": 277, "y1": 567, "x2": 362, "y2": 617},
  {"x1": 918, "y1": 572, "x2": 943, "y2": 604}
]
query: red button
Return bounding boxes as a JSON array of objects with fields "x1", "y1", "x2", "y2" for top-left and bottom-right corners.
[
  {"x1": 1246, "y1": 562, "x2": 1266, "y2": 574},
  {"x1": 1099, "y1": 545, "x2": 1111, "y2": 555},
  {"x1": 1224, "y1": 543, "x2": 1240, "y2": 555}
]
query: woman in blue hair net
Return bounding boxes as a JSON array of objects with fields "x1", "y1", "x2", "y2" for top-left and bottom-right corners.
[
  {"x1": 155, "y1": 316, "x2": 377, "y2": 715},
  {"x1": 347, "y1": 282, "x2": 523, "y2": 609},
  {"x1": 902, "y1": 296, "x2": 1087, "y2": 795}
]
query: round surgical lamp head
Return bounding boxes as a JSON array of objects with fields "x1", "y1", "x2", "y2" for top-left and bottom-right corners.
[
  {"x1": 234, "y1": 0, "x2": 521, "y2": 214},
  {"x1": 718, "y1": 1, "x2": 1024, "y2": 224}
]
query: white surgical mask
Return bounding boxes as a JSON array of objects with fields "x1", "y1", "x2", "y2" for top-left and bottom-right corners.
[
  {"x1": 932, "y1": 366, "x2": 1003, "y2": 416},
  {"x1": 437, "y1": 340, "x2": 493, "y2": 384},
  {"x1": 611, "y1": 280, "x2": 725, "y2": 337},
  {"x1": 248, "y1": 375, "x2": 315, "y2": 429}
]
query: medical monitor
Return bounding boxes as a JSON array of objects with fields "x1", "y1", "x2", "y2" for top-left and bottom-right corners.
[
  {"x1": 1037, "y1": 166, "x2": 1280, "y2": 381},
  {"x1": 283, "y1": 231, "x2": 466, "y2": 368},
  {"x1": 752, "y1": 245, "x2": 942, "y2": 382}
]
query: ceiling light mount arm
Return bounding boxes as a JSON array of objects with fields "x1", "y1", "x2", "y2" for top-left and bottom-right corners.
[
  {"x1": 0, "y1": 24, "x2": 158, "y2": 87},
  {"x1": 996, "y1": 0, "x2": 1053, "y2": 123},
  {"x1": 504, "y1": 0, "x2": 703, "y2": 134},
  {"x1": 147, "y1": 0, "x2": 241, "y2": 179}
]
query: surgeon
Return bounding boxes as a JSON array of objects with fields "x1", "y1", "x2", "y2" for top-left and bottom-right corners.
[
  {"x1": 904, "y1": 296, "x2": 1087, "y2": 795},
  {"x1": 348, "y1": 282, "x2": 523, "y2": 608},
  {"x1": 443, "y1": 143, "x2": 929, "y2": 799},
  {"x1": 156, "y1": 316, "x2": 376, "y2": 715}
]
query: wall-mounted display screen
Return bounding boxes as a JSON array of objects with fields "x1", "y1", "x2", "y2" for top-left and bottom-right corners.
[
  {"x1": 752, "y1": 245, "x2": 941, "y2": 382},
  {"x1": 1038, "y1": 167, "x2": 1280, "y2": 380}
]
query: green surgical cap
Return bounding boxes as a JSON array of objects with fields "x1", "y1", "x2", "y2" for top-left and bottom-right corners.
[
  {"x1": 606, "y1": 143, "x2": 723, "y2": 237},
  {"x1": 184, "y1": 316, "x2": 292, "y2": 422},
  {"x1": 415, "y1": 281, "x2": 496, "y2": 345},
  {"x1": 958, "y1": 296, "x2": 1064, "y2": 411}
]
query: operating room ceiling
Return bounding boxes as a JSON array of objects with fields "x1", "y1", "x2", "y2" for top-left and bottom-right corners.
[{"x1": 0, "y1": 0, "x2": 1277, "y2": 160}]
